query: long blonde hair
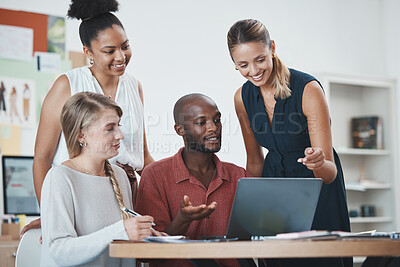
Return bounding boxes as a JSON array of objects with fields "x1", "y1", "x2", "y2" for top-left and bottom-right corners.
[
  {"x1": 227, "y1": 19, "x2": 291, "y2": 99},
  {"x1": 105, "y1": 160, "x2": 129, "y2": 219},
  {"x1": 61, "y1": 92, "x2": 129, "y2": 219}
]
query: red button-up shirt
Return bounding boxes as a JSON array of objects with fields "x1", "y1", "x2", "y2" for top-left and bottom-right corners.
[{"x1": 135, "y1": 148, "x2": 251, "y2": 267}]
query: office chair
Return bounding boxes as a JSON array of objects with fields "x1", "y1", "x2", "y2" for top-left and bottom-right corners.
[{"x1": 15, "y1": 228, "x2": 42, "y2": 267}]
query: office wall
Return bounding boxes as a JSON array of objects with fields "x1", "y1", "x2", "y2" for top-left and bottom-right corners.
[
  {"x1": 383, "y1": 0, "x2": 400, "y2": 212},
  {"x1": 1, "y1": 0, "x2": 391, "y2": 167}
]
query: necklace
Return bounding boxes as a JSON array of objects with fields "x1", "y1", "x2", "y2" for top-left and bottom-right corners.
[
  {"x1": 90, "y1": 75, "x2": 116, "y2": 99},
  {"x1": 70, "y1": 159, "x2": 106, "y2": 176},
  {"x1": 264, "y1": 103, "x2": 275, "y2": 110},
  {"x1": 101, "y1": 88, "x2": 115, "y2": 99},
  {"x1": 264, "y1": 101, "x2": 275, "y2": 115},
  {"x1": 259, "y1": 88, "x2": 276, "y2": 114}
]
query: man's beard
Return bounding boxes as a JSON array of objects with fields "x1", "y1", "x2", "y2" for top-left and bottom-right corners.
[{"x1": 185, "y1": 134, "x2": 221, "y2": 153}]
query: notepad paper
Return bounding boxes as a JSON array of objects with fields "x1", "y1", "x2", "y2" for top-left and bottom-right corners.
[
  {"x1": 275, "y1": 230, "x2": 339, "y2": 240},
  {"x1": 145, "y1": 235, "x2": 184, "y2": 241},
  {"x1": 143, "y1": 235, "x2": 238, "y2": 243},
  {"x1": 272, "y1": 230, "x2": 377, "y2": 240},
  {"x1": 143, "y1": 235, "x2": 203, "y2": 243}
]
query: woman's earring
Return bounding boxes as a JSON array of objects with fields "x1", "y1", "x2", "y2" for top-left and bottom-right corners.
[
  {"x1": 90, "y1": 59, "x2": 94, "y2": 65},
  {"x1": 79, "y1": 141, "x2": 87, "y2": 147},
  {"x1": 235, "y1": 66, "x2": 238, "y2": 70}
]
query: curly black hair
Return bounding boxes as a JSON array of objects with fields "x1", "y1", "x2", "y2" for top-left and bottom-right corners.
[
  {"x1": 67, "y1": 0, "x2": 119, "y2": 20},
  {"x1": 67, "y1": 0, "x2": 124, "y2": 48}
]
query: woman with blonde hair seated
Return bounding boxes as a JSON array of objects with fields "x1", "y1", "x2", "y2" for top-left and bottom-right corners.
[{"x1": 40, "y1": 92, "x2": 160, "y2": 266}]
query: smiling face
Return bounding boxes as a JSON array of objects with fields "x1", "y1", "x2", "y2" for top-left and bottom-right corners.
[
  {"x1": 177, "y1": 98, "x2": 222, "y2": 153},
  {"x1": 231, "y1": 41, "x2": 275, "y2": 88},
  {"x1": 79, "y1": 108, "x2": 124, "y2": 160},
  {"x1": 84, "y1": 25, "x2": 132, "y2": 77}
]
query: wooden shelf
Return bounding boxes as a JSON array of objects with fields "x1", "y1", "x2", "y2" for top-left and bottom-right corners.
[
  {"x1": 350, "y1": 217, "x2": 392, "y2": 223},
  {"x1": 336, "y1": 148, "x2": 390, "y2": 156}
]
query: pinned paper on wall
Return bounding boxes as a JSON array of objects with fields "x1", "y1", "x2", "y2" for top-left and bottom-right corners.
[
  {"x1": 0, "y1": 76, "x2": 36, "y2": 127},
  {"x1": 0, "y1": 125, "x2": 21, "y2": 155},
  {"x1": 47, "y1": 16, "x2": 66, "y2": 59},
  {"x1": 34, "y1": 52, "x2": 61, "y2": 73},
  {"x1": 0, "y1": 25, "x2": 33, "y2": 61}
]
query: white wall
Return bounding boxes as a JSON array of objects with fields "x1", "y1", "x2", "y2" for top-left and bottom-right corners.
[
  {"x1": 383, "y1": 0, "x2": 400, "y2": 224},
  {"x1": 0, "y1": 0, "x2": 394, "y2": 167}
]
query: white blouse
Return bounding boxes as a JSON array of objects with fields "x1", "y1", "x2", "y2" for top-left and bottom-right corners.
[{"x1": 52, "y1": 66, "x2": 144, "y2": 171}]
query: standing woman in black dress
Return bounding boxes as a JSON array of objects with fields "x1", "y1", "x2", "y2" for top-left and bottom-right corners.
[{"x1": 227, "y1": 19, "x2": 351, "y2": 267}]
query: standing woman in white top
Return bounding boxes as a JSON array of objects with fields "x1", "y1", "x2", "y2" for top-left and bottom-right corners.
[
  {"x1": 22, "y1": 0, "x2": 154, "y2": 233},
  {"x1": 40, "y1": 92, "x2": 160, "y2": 266}
]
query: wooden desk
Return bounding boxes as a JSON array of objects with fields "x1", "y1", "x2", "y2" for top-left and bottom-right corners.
[
  {"x1": 0, "y1": 240, "x2": 19, "y2": 267},
  {"x1": 110, "y1": 239, "x2": 400, "y2": 259}
]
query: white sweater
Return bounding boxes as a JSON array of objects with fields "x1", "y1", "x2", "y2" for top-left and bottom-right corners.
[{"x1": 40, "y1": 164, "x2": 135, "y2": 267}]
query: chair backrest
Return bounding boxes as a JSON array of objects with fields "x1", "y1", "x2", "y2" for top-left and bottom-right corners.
[{"x1": 15, "y1": 228, "x2": 42, "y2": 267}]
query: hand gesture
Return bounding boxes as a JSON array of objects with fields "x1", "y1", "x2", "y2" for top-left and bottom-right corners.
[
  {"x1": 123, "y1": 215, "x2": 156, "y2": 240},
  {"x1": 297, "y1": 147, "x2": 325, "y2": 170},
  {"x1": 20, "y1": 217, "x2": 41, "y2": 236},
  {"x1": 179, "y1": 195, "x2": 217, "y2": 222}
]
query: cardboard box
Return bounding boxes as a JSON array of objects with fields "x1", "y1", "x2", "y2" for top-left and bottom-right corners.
[{"x1": 1, "y1": 223, "x2": 20, "y2": 240}]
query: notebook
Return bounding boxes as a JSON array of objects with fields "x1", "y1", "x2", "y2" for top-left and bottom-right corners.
[{"x1": 225, "y1": 177, "x2": 322, "y2": 240}]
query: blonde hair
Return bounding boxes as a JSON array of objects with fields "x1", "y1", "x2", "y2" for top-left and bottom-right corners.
[
  {"x1": 105, "y1": 160, "x2": 129, "y2": 219},
  {"x1": 227, "y1": 19, "x2": 291, "y2": 99},
  {"x1": 60, "y1": 92, "x2": 129, "y2": 219}
]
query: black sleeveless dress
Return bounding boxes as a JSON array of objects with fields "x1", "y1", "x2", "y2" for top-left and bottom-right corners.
[{"x1": 242, "y1": 68, "x2": 352, "y2": 267}]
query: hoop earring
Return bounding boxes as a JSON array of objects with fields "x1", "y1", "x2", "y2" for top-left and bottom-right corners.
[
  {"x1": 79, "y1": 141, "x2": 87, "y2": 147},
  {"x1": 90, "y1": 59, "x2": 94, "y2": 65},
  {"x1": 235, "y1": 66, "x2": 238, "y2": 70}
]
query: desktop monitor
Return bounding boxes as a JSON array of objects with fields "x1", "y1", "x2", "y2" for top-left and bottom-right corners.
[{"x1": 2, "y1": 155, "x2": 39, "y2": 215}]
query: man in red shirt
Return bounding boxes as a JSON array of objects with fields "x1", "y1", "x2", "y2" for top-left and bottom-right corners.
[{"x1": 135, "y1": 94, "x2": 253, "y2": 267}]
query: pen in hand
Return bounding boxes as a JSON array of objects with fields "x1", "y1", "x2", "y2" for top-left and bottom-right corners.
[{"x1": 122, "y1": 207, "x2": 156, "y2": 226}]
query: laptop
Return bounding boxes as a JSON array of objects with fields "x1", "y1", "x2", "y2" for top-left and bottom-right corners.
[{"x1": 225, "y1": 178, "x2": 322, "y2": 240}]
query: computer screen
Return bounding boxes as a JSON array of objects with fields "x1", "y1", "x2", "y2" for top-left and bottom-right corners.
[{"x1": 2, "y1": 155, "x2": 39, "y2": 215}]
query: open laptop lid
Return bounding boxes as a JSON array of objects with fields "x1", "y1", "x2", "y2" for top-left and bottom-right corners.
[{"x1": 226, "y1": 178, "x2": 322, "y2": 240}]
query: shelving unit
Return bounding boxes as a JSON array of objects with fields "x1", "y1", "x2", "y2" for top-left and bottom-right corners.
[
  {"x1": 345, "y1": 181, "x2": 391, "y2": 191},
  {"x1": 350, "y1": 217, "x2": 392, "y2": 224},
  {"x1": 335, "y1": 148, "x2": 390, "y2": 156},
  {"x1": 320, "y1": 73, "x2": 399, "y2": 234}
]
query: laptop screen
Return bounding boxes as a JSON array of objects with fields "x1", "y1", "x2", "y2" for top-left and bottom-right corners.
[{"x1": 226, "y1": 178, "x2": 322, "y2": 240}]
